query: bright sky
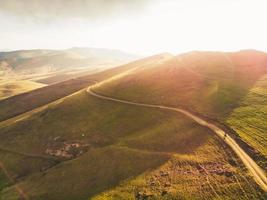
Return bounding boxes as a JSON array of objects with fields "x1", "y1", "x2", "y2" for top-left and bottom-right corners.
[{"x1": 0, "y1": 0, "x2": 267, "y2": 55}]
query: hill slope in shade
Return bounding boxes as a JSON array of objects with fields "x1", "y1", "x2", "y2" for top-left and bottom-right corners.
[{"x1": 94, "y1": 50, "x2": 267, "y2": 163}]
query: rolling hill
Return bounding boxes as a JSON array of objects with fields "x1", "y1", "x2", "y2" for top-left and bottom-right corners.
[
  {"x1": 0, "y1": 53, "x2": 171, "y2": 122},
  {"x1": 0, "y1": 86, "x2": 265, "y2": 200},
  {"x1": 0, "y1": 51, "x2": 266, "y2": 199},
  {"x1": 0, "y1": 47, "x2": 140, "y2": 100},
  {"x1": 0, "y1": 47, "x2": 139, "y2": 105},
  {"x1": 94, "y1": 50, "x2": 267, "y2": 165}
]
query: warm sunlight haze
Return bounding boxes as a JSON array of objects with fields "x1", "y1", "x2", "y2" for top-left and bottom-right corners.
[
  {"x1": 0, "y1": 0, "x2": 267, "y2": 54},
  {"x1": 0, "y1": 1, "x2": 267, "y2": 200}
]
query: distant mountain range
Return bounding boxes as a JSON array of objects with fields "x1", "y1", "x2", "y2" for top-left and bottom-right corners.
[{"x1": 0, "y1": 47, "x2": 140, "y2": 76}]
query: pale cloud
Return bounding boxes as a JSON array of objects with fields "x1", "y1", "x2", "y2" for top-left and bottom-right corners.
[
  {"x1": 0, "y1": 0, "x2": 151, "y2": 21},
  {"x1": 0, "y1": 0, "x2": 267, "y2": 54}
]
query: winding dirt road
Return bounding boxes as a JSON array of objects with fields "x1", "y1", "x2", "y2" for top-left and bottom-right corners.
[{"x1": 87, "y1": 85, "x2": 267, "y2": 192}]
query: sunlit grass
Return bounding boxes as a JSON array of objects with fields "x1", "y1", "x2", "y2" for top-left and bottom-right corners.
[
  {"x1": 227, "y1": 75, "x2": 267, "y2": 158},
  {"x1": 0, "y1": 80, "x2": 45, "y2": 100}
]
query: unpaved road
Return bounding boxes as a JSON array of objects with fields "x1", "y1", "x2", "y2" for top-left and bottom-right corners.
[{"x1": 87, "y1": 85, "x2": 267, "y2": 192}]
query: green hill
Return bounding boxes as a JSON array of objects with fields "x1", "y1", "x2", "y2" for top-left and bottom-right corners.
[
  {"x1": 0, "y1": 51, "x2": 266, "y2": 199},
  {"x1": 94, "y1": 50, "x2": 267, "y2": 163}
]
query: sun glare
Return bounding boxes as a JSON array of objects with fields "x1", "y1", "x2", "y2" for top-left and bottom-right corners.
[
  {"x1": 1, "y1": 0, "x2": 267, "y2": 54},
  {"x1": 86, "y1": 0, "x2": 267, "y2": 54}
]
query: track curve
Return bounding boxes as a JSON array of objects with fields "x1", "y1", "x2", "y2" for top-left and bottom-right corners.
[{"x1": 87, "y1": 85, "x2": 267, "y2": 192}]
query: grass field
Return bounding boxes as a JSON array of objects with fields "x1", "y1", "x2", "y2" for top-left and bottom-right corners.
[
  {"x1": 0, "y1": 80, "x2": 45, "y2": 100},
  {"x1": 0, "y1": 88, "x2": 266, "y2": 199}
]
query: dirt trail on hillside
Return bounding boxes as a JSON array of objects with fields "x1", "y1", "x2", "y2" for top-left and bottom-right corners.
[{"x1": 87, "y1": 86, "x2": 267, "y2": 192}]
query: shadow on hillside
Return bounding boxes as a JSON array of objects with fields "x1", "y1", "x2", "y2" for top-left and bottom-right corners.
[
  {"x1": 7, "y1": 145, "x2": 171, "y2": 200},
  {"x1": 169, "y1": 63, "x2": 267, "y2": 121}
]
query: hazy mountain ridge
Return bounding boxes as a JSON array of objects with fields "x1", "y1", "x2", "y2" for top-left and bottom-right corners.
[{"x1": 0, "y1": 47, "x2": 140, "y2": 75}]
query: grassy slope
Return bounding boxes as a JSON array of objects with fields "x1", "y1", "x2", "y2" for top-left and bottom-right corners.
[
  {"x1": 227, "y1": 74, "x2": 267, "y2": 157},
  {"x1": 0, "y1": 77, "x2": 96, "y2": 122},
  {"x1": 0, "y1": 80, "x2": 45, "y2": 100},
  {"x1": 95, "y1": 51, "x2": 267, "y2": 120},
  {"x1": 91, "y1": 152, "x2": 262, "y2": 200},
  {"x1": 95, "y1": 51, "x2": 267, "y2": 160},
  {"x1": 0, "y1": 150, "x2": 57, "y2": 190},
  {"x1": 0, "y1": 89, "x2": 265, "y2": 199},
  {"x1": 0, "y1": 53, "x2": 170, "y2": 122}
]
